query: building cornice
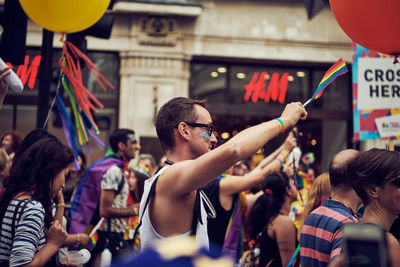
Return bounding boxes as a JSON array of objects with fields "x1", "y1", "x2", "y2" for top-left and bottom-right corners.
[{"x1": 112, "y1": 1, "x2": 202, "y2": 17}]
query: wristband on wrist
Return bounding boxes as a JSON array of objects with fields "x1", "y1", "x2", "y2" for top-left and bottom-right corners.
[
  {"x1": 273, "y1": 118, "x2": 285, "y2": 135},
  {"x1": 76, "y1": 234, "x2": 80, "y2": 246},
  {"x1": 276, "y1": 157, "x2": 284, "y2": 165},
  {"x1": 57, "y1": 202, "x2": 65, "y2": 208}
]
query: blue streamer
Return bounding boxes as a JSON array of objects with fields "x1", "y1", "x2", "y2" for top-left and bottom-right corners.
[{"x1": 56, "y1": 93, "x2": 82, "y2": 158}]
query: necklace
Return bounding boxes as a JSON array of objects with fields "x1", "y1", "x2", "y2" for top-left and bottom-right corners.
[
  {"x1": 328, "y1": 197, "x2": 359, "y2": 219},
  {"x1": 164, "y1": 160, "x2": 174, "y2": 165}
]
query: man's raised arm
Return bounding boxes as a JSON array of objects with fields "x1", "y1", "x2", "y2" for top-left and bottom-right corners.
[
  {"x1": 219, "y1": 132, "x2": 297, "y2": 196},
  {"x1": 159, "y1": 102, "x2": 307, "y2": 196}
]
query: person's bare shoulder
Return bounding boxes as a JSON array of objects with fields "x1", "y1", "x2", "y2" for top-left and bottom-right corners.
[
  {"x1": 272, "y1": 214, "x2": 296, "y2": 238},
  {"x1": 386, "y1": 232, "x2": 400, "y2": 267},
  {"x1": 274, "y1": 214, "x2": 295, "y2": 227}
]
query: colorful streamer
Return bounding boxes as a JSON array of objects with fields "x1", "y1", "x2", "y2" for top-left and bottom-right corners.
[
  {"x1": 287, "y1": 244, "x2": 300, "y2": 267},
  {"x1": 303, "y1": 58, "x2": 348, "y2": 107},
  {"x1": 55, "y1": 41, "x2": 113, "y2": 159}
]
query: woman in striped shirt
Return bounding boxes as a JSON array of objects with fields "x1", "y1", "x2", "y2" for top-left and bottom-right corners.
[{"x1": 0, "y1": 137, "x2": 74, "y2": 267}]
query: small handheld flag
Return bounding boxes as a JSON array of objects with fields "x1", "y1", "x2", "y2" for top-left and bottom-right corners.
[
  {"x1": 88, "y1": 217, "x2": 104, "y2": 250},
  {"x1": 303, "y1": 58, "x2": 348, "y2": 107}
]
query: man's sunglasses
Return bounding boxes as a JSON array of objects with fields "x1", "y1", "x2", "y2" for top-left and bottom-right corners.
[{"x1": 175, "y1": 122, "x2": 214, "y2": 136}]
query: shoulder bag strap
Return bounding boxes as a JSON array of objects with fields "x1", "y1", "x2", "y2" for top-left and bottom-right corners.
[
  {"x1": 132, "y1": 173, "x2": 161, "y2": 241},
  {"x1": 11, "y1": 199, "x2": 30, "y2": 241},
  {"x1": 199, "y1": 188, "x2": 216, "y2": 219},
  {"x1": 190, "y1": 190, "x2": 201, "y2": 236},
  {"x1": 190, "y1": 188, "x2": 217, "y2": 236},
  {"x1": 107, "y1": 171, "x2": 126, "y2": 233}
]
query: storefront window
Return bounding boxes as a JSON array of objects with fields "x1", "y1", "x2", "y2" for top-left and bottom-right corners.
[
  {"x1": 190, "y1": 63, "x2": 227, "y2": 104},
  {"x1": 6, "y1": 49, "x2": 119, "y2": 101},
  {"x1": 190, "y1": 59, "x2": 352, "y2": 173},
  {"x1": 0, "y1": 48, "x2": 120, "y2": 162}
]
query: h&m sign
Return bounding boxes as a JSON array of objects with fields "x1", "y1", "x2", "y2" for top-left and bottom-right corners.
[
  {"x1": 6, "y1": 55, "x2": 41, "y2": 90},
  {"x1": 244, "y1": 72, "x2": 288, "y2": 104}
]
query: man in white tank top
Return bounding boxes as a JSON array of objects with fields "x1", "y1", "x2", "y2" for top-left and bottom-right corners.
[{"x1": 139, "y1": 97, "x2": 307, "y2": 250}]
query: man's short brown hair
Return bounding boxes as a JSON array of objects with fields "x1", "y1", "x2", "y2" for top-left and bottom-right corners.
[
  {"x1": 155, "y1": 97, "x2": 207, "y2": 151},
  {"x1": 349, "y1": 148, "x2": 400, "y2": 205}
]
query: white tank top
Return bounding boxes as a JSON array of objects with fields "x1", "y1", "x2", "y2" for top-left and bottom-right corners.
[{"x1": 139, "y1": 166, "x2": 209, "y2": 250}]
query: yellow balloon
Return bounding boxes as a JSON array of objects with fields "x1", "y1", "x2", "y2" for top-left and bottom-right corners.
[{"x1": 19, "y1": 0, "x2": 111, "y2": 33}]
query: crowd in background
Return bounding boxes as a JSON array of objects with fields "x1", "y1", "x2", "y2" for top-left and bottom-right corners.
[{"x1": 0, "y1": 95, "x2": 399, "y2": 267}]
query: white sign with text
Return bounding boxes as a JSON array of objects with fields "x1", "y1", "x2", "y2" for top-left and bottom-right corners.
[{"x1": 358, "y1": 58, "x2": 400, "y2": 110}]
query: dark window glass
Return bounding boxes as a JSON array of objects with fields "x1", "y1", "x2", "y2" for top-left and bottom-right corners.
[{"x1": 190, "y1": 64, "x2": 227, "y2": 104}]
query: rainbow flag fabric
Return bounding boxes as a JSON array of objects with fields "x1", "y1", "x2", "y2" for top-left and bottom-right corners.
[
  {"x1": 296, "y1": 171, "x2": 313, "y2": 190},
  {"x1": 88, "y1": 231, "x2": 99, "y2": 250},
  {"x1": 311, "y1": 58, "x2": 348, "y2": 100},
  {"x1": 88, "y1": 217, "x2": 104, "y2": 250}
]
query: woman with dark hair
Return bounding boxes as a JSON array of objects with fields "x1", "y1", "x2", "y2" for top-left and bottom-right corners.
[
  {"x1": 0, "y1": 137, "x2": 74, "y2": 267},
  {"x1": 0, "y1": 148, "x2": 10, "y2": 197},
  {"x1": 1, "y1": 131, "x2": 22, "y2": 159},
  {"x1": 349, "y1": 148, "x2": 400, "y2": 267},
  {"x1": 12, "y1": 129, "x2": 56, "y2": 163},
  {"x1": 8, "y1": 129, "x2": 90, "y2": 263},
  {"x1": 248, "y1": 172, "x2": 298, "y2": 267}
]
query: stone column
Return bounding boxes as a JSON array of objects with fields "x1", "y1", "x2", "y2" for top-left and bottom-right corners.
[{"x1": 118, "y1": 51, "x2": 191, "y2": 138}]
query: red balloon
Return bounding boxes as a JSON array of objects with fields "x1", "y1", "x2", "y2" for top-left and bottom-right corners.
[{"x1": 330, "y1": 0, "x2": 400, "y2": 56}]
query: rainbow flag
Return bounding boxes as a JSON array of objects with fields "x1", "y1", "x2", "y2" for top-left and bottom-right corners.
[
  {"x1": 303, "y1": 58, "x2": 348, "y2": 106},
  {"x1": 88, "y1": 217, "x2": 104, "y2": 250},
  {"x1": 296, "y1": 171, "x2": 313, "y2": 189},
  {"x1": 88, "y1": 231, "x2": 99, "y2": 250}
]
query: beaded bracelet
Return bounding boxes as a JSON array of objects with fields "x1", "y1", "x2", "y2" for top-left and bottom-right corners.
[
  {"x1": 76, "y1": 234, "x2": 80, "y2": 246},
  {"x1": 273, "y1": 118, "x2": 285, "y2": 135}
]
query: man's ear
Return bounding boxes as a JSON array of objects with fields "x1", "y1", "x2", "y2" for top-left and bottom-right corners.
[
  {"x1": 176, "y1": 122, "x2": 190, "y2": 141},
  {"x1": 118, "y1": 141, "x2": 126, "y2": 151},
  {"x1": 365, "y1": 184, "x2": 379, "y2": 200}
]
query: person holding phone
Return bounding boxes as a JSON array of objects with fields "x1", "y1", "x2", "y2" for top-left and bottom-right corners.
[
  {"x1": 349, "y1": 148, "x2": 400, "y2": 267},
  {"x1": 0, "y1": 137, "x2": 74, "y2": 267}
]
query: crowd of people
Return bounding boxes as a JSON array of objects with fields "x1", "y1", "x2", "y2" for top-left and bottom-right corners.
[{"x1": 0, "y1": 76, "x2": 400, "y2": 267}]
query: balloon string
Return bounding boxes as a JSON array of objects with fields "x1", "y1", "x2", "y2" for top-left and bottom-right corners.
[{"x1": 43, "y1": 50, "x2": 65, "y2": 128}]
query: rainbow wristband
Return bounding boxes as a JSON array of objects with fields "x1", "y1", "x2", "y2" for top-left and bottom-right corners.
[{"x1": 273, "y1": 118, "x2": 285, "y2": 134}]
